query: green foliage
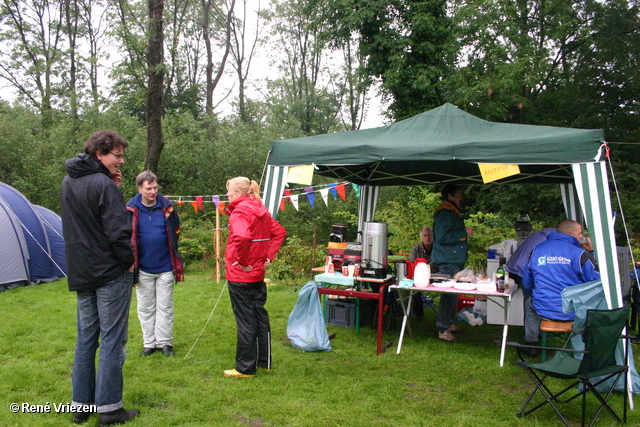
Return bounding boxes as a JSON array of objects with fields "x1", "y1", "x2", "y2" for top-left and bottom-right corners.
[
  {"x1": 464, "y1": 212, "x2": 515, "y2": 273},
  {"x1": 267, "y1": 235, "x2": 325, "y2": 286},
  {"x1": 352, "y1": 0, "x2": 456, "y2": 120},
  {"x1": 275, "y1": 183, "x2": 360, "y2": 244},
  {"x1": 465, "y1": 183, "x2": 565, "y2": 230},
  {"x1": 176, "y1": 207, "x2": 223, "y2": 269},
  {"x1": 375, "y1": 186, "x2": 440, "y2": 254}
]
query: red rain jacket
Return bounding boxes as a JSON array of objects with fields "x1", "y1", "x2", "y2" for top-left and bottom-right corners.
[{"x1": 225, "y1": 195, "x2": 286, "y2": 282}]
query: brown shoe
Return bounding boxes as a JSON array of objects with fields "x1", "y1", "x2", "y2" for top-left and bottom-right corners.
[
  {"x1": 438, "y1": 330, "x2": 458, "y2": 342},
  {"x1": 447, "y1": 324, "x2": 465, "y2": 334}
]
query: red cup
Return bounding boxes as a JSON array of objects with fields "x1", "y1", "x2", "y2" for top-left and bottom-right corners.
[{"x1": 342, "y1": 266, "x2": 349, "y2": 276}]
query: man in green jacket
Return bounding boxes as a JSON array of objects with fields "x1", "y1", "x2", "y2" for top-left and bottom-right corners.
[{"x1": 431, "y1": 184, "x2": 474, "y2": 342}]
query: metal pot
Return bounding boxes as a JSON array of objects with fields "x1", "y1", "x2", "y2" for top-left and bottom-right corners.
[
  {"x1": 395, "y1": 260, "x2": 408, "y2": 284},
  {"x1": 360, "y1": 222, "x2": 388, "y2": 277}
]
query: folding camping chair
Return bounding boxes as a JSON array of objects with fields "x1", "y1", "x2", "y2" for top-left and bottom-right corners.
[{"x1": 509, "y1": 306, "x2": 630, "y2": 427}]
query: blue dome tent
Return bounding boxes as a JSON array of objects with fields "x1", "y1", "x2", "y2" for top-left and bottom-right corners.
[{"x1": 0, "y1": 182, "x2": 66, "y2": 291}]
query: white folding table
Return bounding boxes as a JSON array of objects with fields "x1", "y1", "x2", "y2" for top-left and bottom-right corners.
[{"x1": 391, "y1": 283, "x2": 519, "y2": 366}]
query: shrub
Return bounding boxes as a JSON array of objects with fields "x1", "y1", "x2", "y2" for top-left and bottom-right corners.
[
  {"x1": 177, "y1": 209, "x2": 222, "y2": 269},
  {"x1": 267, "y1": 235, "x2": 326, "y2": 286}
]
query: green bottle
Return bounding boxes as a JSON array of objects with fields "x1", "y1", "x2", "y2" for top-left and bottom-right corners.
[{"x1": 496, "y1": 263, "x2": 506, "y2": 292}]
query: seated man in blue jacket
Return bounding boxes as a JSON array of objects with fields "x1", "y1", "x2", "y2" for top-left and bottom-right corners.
[{"x1": 522, "y1": 219, "x2": 600, "y2": 327}]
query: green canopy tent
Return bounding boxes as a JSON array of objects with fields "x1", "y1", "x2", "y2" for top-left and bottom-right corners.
[{"x1": 262, "y1": 103, "x2": 621, "y2": 312}]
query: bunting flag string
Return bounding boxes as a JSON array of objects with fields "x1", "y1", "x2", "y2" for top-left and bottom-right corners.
[{"x1": 164, "y1": 181, "x2": 356, "y2": 214}]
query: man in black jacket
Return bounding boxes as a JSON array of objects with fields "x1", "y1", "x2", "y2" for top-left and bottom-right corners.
[{"x1": 60, "y1": 130, "x2": 139, "y2": 426}]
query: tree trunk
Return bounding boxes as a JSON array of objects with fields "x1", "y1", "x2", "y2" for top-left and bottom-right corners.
[
  {"x1": 146, "y1": 0, "x2": 165, "y2": 173},
  {"x1": 64, "y1": 0, "x2": 79, "y2": 135}
]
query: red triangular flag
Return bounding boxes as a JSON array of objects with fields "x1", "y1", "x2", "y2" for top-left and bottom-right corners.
[
  {"x1": 196, "y1": 196, "x2": 203, "y2": 210},
  {"x1": 336, "y1": 183, "x2": 347, "y2": 202},
  {"x1": 218, "y1": 201, "x2": 226, "y2": 215},
  {"x1": 281, "y1": 190, "x2": 291, "y2": 212}
]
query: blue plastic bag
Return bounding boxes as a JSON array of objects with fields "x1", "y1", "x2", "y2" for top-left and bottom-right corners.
[{"x1": 286, "y1": 281, "x2": 332, "y2": 352}]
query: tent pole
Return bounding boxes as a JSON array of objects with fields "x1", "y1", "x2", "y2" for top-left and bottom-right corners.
[
  {"x1": 311, "y1": 225, "x2": 317, "y2": 279},
  {"x1": 216, "y1": 206, "x2": 220, "y2": 283}
]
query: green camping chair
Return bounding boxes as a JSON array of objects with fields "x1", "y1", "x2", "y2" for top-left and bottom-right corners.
[{"x1": 510, "y1": 306, "x2": 630, "y2": 427}]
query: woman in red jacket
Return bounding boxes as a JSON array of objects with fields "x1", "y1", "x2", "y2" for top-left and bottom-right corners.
[{"x1": 223, "y1": 177, "x2": 287, "y2": 378}]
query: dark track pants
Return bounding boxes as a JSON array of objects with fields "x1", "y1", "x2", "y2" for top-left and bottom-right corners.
[{"x1": 228, "y1": 280, "x2": 271, "y2": 375}]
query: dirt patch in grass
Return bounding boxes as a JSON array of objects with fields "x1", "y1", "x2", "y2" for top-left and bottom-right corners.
[{"x1": 238, "y1": 415, "x2": 266, "y2": 426}]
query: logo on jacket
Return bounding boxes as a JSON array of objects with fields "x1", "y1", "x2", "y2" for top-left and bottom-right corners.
[{"x1": 537, "y1": 255, "x2": 571, "y2": 266}]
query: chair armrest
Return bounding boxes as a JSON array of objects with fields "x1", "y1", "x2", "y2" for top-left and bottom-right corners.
[
  {"x1": 507, "y1": 341, "x2": 587, "y2": 361},
  {"x1": 507, "y1": 341, "x2": 587, "y2": 353}
]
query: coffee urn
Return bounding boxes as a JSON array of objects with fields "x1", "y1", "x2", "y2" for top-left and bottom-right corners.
[{"x1": 360, "y1": 221, "x2": 389, "y2": 278}]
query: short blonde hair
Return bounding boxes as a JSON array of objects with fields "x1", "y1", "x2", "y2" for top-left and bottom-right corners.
[{"x1": 226, "y1": 176, "x2": 261, "y2": 201}]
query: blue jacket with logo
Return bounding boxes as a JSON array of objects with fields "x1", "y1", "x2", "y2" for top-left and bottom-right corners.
[{"x1": 522, "y1": 232, "x2": 599, "y2": 321}]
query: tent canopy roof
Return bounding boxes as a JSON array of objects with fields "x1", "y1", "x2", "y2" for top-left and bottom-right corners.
[{"x1": 267, "y1": 103, "x2": 605, "y2": 186}]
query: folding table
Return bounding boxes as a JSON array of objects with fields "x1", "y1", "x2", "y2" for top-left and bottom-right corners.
[{"x1": 391, "y1": 283, "x2": 519, "y2": 366}]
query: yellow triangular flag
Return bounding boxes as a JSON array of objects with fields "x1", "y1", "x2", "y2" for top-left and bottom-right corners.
[{"x1": 478, "y1": 164, "x2": 520, "y2": 183}]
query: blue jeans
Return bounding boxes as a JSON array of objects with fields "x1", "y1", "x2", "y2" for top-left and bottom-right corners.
[
  {"x1": 523, "y1": 290, "x2": 542, "y2": 343},
  {"x1": 436, "y1": 265, "x2": 462, "y2": 330},
  {"x1": 72, "y1": 272, "x2": 133, "y2": 413}
]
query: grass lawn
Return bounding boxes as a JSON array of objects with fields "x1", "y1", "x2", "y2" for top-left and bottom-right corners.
[{"x1": 1, "y1": 268, "x2": 638, "y2": 426}]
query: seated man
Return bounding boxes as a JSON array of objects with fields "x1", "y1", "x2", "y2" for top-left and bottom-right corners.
[
  {"x1": 408, "y1": 226, "x2": 434, "y2": 319},
  {"x1": 522, "y1": 219, "x2": 600, "y2": 325},
  {"x1": 506, "y1": 227, "x2": 555, "y2": 345},
  {"x1": 409, "y1": 226, "x2": 433, "y2": 263}
]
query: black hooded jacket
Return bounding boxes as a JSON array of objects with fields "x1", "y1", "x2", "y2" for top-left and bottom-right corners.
[{"x1": 60, "y1": 154, "x2": 134, "y2": 291}]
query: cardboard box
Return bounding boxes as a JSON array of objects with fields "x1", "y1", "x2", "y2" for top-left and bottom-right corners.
[
  {"x1": 343, "y1": 248, "x2": 361, "y2": 265},
  {"x1": 346, "y1": 242, "x2": 362, "y2": 251},
  {"x1": 328, "y1": 242, "x2": 348, "y2": 249}
]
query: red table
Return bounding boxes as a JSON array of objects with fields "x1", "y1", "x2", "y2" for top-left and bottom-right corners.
[{"x1": 314, "y1": 272, "x2": 395, "y2": 355}]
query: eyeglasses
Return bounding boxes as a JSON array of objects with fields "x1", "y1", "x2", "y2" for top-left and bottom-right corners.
[{"x1": 109, "y1": 152, "x2": 125, "y2": 159}]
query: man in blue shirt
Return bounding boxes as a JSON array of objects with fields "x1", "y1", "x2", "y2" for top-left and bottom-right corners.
[
  {"x1": 127, "y1": 172, "x2": 183, "y2": 357},
  {"x1": 522, "y1": 219, "x2": 599, "y2": 325}
]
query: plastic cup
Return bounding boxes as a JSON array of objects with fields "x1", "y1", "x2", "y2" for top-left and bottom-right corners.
[
  {"x1": 348, "y1": 264, "x2": 355, "y2": 277},
  {"x1": 342, "y1": 266, "x2": 349, "y2": 276}
]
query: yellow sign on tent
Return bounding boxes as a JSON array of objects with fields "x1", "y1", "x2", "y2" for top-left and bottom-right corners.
[
  {"x1": 287, "y1": 165, "x2": 315, "y2": 185},
  {"x1": 478, "y1": 164, "x2": 521, "y2": 183}
]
